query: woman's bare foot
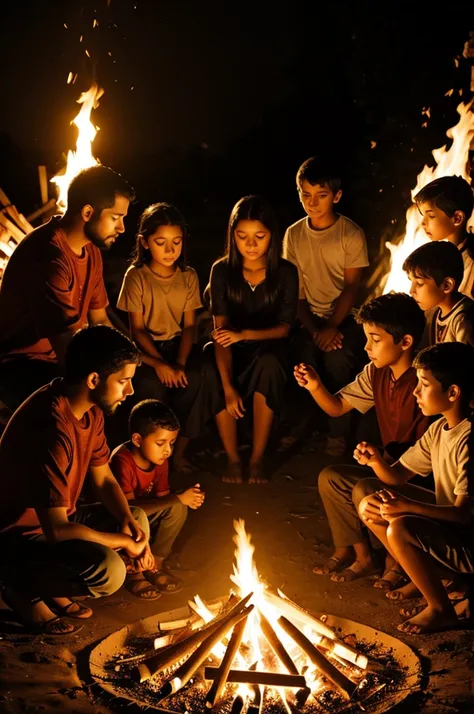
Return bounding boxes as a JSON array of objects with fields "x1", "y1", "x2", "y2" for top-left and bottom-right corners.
[
  {"x1": 222, "y1": 462, "x2": 243, "y2": 483},
  {"x1": 2, "y1": 588, "x2": 75, "y2": 634},
  {"x1": 397, "y1": 604, "x2": 460, "y2": 635},
  {"x1": 386, "y1": 580, "x2": 421, "y2": 601},
  {"x1": 248, "y1": 462, "x2": 268, "y2": 484},
  {"x1": 313, "y1": 548, "x2": 353, "y2": 575},
  {"x1": 331, "y1": 558, "x2": 377, "y2": 583}
]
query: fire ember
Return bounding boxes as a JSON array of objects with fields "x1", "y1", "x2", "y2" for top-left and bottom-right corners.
[{"x1": 90, "y1": 520, "x2": 421, "y2": 713}]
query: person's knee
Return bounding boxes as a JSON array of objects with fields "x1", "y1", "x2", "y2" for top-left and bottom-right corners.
[
  {"x1": 89, "y1": 548, "x2": 127, "y2": 598},
  {"x1": 130, "y1": 506, "x2": 150, "y2": 539},
  {"x1": 166, "y1": 500, "x2": 188, "y2": 527},
  {"x1": 387, "y1": 515, "x2": 417, "y2": 545},
  {"x1": 352, "y1": 478, "x2": 380, "y2": 511}
]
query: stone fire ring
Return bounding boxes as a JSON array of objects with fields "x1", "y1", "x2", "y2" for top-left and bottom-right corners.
[{"x1": 89, "y1": 598, "x2": 422, "y2": 713}]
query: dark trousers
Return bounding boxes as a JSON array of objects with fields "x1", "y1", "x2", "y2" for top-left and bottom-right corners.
[
  {"x1": 0, "y1": 504, "x2": 148, "y2": 600},
  {"x1": 132, "y1": 339, "x2": 220, "y2": 439},
  {"x1": 148, "y1": 501, "x2": 188, "y2": 558},
  {"x1": 290, "y1": 316, "x2": 366, "y2": 439},
  {"x1": 0, "y1": 358, "x2": 61, "y2": 413}
]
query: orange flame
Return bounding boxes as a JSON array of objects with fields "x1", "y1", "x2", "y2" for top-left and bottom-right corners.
[
  {"x1": 51, "y1": 82, "x2": 104, "y2": 213},
  {"x1": 382, "y1": 100, "x2": 474, "y2": 294}
]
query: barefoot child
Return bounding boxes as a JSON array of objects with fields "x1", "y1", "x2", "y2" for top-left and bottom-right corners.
[
  {"x1": 117, "y1": 203, "x2": 214, "y2": 473},
  {"x1": 208, "y1": 195, "x2": 298, "y2": 483},
  {"x1": 355, "y1": 342, "x2": 474, "y2": 635},
  {"x1": 403, "y1": 241, "x2": 474, "y2": 345},
  {"x1": 294, "y1": 293, "x2": 431, "y2": 585},
  {"x1": 110, "y1": 399, "x2": 205, "y2": 600},
  {"x1": 415, "y1": 175, "x2": 474, "y2": 297}
]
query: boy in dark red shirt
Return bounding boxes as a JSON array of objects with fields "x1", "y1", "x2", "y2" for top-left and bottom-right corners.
[{"x1": 110, "y1": 399, "x2": 205, "y2": 599}]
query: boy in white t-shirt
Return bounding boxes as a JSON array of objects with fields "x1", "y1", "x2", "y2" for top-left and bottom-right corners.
[
  {"x1": 353, "y1": 342, "x2": 474, "y2": 635},
  {"x1": 283, "y1": 157, "x2": 369, "y2": 454}
]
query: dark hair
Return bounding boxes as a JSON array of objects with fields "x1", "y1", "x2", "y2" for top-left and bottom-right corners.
[
  {"x1": 132, "y1": 202, "x2": 188, "y2": 269},
  {"x1": 402, "y1": 241, "x2": 464, "y2": 288},
  {"x1": 414, "y1": 176, "x2": 473, "y2": 223},
  {"x1": 129, "y1": 399, "x2": 180, "y2": 437},
  {"x1": 296, "y1": 157, "x2": 342, "y2": 193},
  {"x1": 221, "y1": 195, "x2": 282, "y2": 307},
  {"x1": 356, "y1": 292, "x2": 425, "y2": 347},
  {"x1": 64, "y1": 325, "x2": 141, "y2": 384},
  {"x1": 65, "y1": 165, "x2": 135, "y2": 218},
  {"x1": 413, "y1": 342, "x2": 474, "y2": 406}
]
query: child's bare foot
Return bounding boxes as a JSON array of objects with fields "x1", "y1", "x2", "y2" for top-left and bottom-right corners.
[
  {"x1": 331, "y1": 558, "x2": 377, "y2": 583},
  {"x1": 222, "y1": 462, "x2": 243, "y2": 483},
  {"x1": 248, "y1": 462, "x2": 268, "y2": 484},
  {"x1": 386, "y1": 580, "x2": 421, "y2": 601},
  {"x1": 313, "y1": 548, "x2": 353, "y2": 575},
  {"x1": 397, "y1": 605, "x2": 459, "y2": 635}
]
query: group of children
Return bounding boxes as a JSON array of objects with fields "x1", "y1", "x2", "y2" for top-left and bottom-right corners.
[{"x1": 0, "y1": 156, "x2": 474, "y2": 637}]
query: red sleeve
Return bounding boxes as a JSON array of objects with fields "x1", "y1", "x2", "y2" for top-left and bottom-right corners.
[
  {"x1": 110, "y1": 449, "x2": 137, "y2": 497},
  {"x1": 33, "y1": 250, "x2": 82, "y2": 334},
  {"x1": 87, "y1": 247, "x2": 109, "y2": 311},
  {"x1": 154, "y1": 461, "x2": 170, "y2": 497},
  {"x1": 90, "y1": 410, "x2": 110, "y2": 466}
]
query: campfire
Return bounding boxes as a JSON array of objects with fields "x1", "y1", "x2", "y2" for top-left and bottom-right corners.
[
  {"x1": 381, "y1": 99, "x2": 474, "y2": 294},
  {"x1": 91, "y1": 520, "x2": 420, "y2": 713}
]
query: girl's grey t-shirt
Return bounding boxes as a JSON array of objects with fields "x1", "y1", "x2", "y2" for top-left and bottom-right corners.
[{"x1": 283, "y1": 214, "x2": 368, "y2": 319}]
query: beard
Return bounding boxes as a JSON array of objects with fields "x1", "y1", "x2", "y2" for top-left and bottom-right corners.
[
  {"x1": 84, "y1": 219, "x2": 116, "y2": 252},
  {"x1": 91, "y1": 382, "x2": 121, "y2": 416}
]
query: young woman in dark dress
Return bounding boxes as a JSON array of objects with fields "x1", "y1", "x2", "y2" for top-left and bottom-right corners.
[{"x1": 208, "y1": 195, "x2": 298, "y2": 483}]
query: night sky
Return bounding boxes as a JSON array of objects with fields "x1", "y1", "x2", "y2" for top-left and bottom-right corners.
[{"x1": 1, "y1": 0, "x2": 473, "y2": 281}]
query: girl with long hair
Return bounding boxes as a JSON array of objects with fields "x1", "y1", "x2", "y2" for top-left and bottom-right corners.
[{"x1": 208, "y1": 195, "x2": 298, "y2": 483}]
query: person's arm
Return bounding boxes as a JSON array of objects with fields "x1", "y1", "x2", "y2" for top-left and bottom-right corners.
[
  {"x1": 213, "y1": 315, "x2": 245, "y2": 419},
  {"x1": 129, "y1": 311, "x2": 165, "y2": 367},
  {"x1": 213, "y1": 323, "x2": 290, "y2": 346},
  {"x1": 379, "y1": 491, "x2": 472, "y2": 524},
  {"x1": 297, "y1": 299, "x2": 319, "y2": 337},
  {"x1": 353, "y1": 442, "x2": 414, "y2": 486},
  {"x1": 125, "y1": 484, "x2": 205, "y2": 514},
  {"x1": 314, "y1": 267, "x2": 362, "y2": 352},
  {"x1": 88, "y1": 307, "x2": 115, "y2": 328},
  {"x1": 176, "y1": 309, "x2": 197, "y2": 367},
  {"x1": 49, "y1": 330, "x2": 77, "y2": 366},
  {"x1": 294, "y1": 363, "x2": 353, "y2": 417},
  {"x1": 89, "y1": 462, "x2": 147, "y2": 537}
]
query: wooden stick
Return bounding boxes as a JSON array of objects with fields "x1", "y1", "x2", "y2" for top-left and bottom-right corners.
[
  {"x1": 0, "y1": 213, "x2": 24, "y2": 243},
  {"x1": 265, "y1": 591, "x2": 368, "y2": 669},
  {"x1": 0, "y1": 188, "x2": 12, "y2": 208},
  {"x1": 26, "y1": 198, "x2": 56, "y2": 223},
  {"x1": 277, "y1": 616, "x2": 357, "y2": 700},
  {"x1": 38, "y1": 166, "x2": 49, "y2": 206},
  {"x1": 155, "y1": 604, "x2": 254, "y2": 700},
  {"x1": 205, "y1": 613, "x2": 248, "y2": 707},
  {"x1": 135, "y1": 592, "x2": 253, "y2": 683},
  {"x1": 204, "y1": 667, "x2": 307, "y2": 688},
  {"x1": 258, "y1": 610, "x2": 299, "y2": 675},
  {"x1": 230, "y1": 695, "x2": 246, "y2": 714},
  {"x1": 1, "y1": 203, "x2": 33, "y2": 234}
]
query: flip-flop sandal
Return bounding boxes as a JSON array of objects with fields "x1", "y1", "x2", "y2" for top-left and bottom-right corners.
[
  {"x1": 331, "y1": 561, "x2": 376, "y2": 583},
  {"x1": 49, "y1": 601, "x2": 93, "y2": 619},
  {"x1": 125, "y1": 576, "x2": 162, "y2": 600},
  {"x1": 373, "y1": 568, "x2": 409, "y2": 591},
  {"x1": 145, "y1": 570, "x2": 183, "y2": 594},
  {"x1": 2, "y1": 588, "x2": 82, "y2": 636},
  {"x1": 312, "y1": 556, "x2": 346, "y2": 575}
]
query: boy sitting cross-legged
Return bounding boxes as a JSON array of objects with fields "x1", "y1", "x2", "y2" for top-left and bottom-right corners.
[
  {"x1": 414, "y1": 175, "x2": 474, "y2": 298},
  {"x1": 403, "y1": 240, "x2": 474, "y2": 346},
  {"x1": 294, "y1": 293, "x2": 431, "y2": 585},
  {"x1": 355, "y1": 342, "x2": 474, "y2": 635},
  {"x1": 110, "y1": 399, "x2": 205, "y2": 600}
]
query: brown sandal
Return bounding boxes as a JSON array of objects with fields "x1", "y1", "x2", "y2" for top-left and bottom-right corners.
[
  {"x1": 145, "y1": 570, "x2": 183, "y2": 594},
  {"x1": 125, "y1": 575, "x2": 162, "y2": 600}
]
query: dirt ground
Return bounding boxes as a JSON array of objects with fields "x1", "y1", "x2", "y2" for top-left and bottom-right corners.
[{"x1": 1, "y1": 438, "x2": 474, "y2": 714}]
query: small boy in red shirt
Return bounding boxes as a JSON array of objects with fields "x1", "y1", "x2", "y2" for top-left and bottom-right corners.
[{"x1": 110, "y1": 399, "x2": 205, "y2": 599}]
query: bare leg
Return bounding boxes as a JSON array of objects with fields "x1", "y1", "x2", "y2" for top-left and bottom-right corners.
[
  {"x1": 248, "y1": 392, "x2": 273, "y2": 483},
  {"x1": 215, "y1": 409, "x2": 242, "y2": 483},
  {"x1": 387, "y1": 517, "x2": 458, "y2": 635}
]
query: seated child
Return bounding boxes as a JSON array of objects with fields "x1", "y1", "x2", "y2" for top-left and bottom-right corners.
[
  {"x1": 110, "y1": 399, "x2": 205, "y2": 600},
  {"x1": 415, "y1": 175, "x2": 474, "y2": 297},
  {"x1": 355, "y1": 342, "x2": 474, "y2": 635},
  {"x1": 294, "y1": 293, "x2": 431, "y2": 585},
  {"x1": 403, "y1": 241, "x2": 474, "y2": 346}
]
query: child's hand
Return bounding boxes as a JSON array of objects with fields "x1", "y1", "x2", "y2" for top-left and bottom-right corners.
[
  {"x1": 224, "y1": 386, "x2": 245, "y2": 419},
  {"x1": 212, "y1": 327, "x2": 242, "y2": 347},
  {"x1": 353, "y1": 441, "x2": 381, "y2": 467},
  {"x1": 173, "y1": 364, "x2": 188, "y2": 388},
  {"x1": 378, "y1": 490, "x2": 413, "y2": 520},
  {"x1": 177, "y1": 484, "x2": 205, "y2": 509},
  {"x1": 294, "y1": 363, "x2": 321, "y2": 391},
  {"x1": 313, "y1": 326, "x2": 343, "y2": 352},
  {"x1": 360, "y1": 491, "x2": 385, "y2": 524},
  {"x1": 134, "y1": 543, "x2": 156, "y2": 572},
  {"x1": 155, "y1": 359, "x2": 179, "y2": 388}
]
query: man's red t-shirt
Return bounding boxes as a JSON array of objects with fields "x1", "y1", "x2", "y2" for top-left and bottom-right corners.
[
  {"x1": 110, "y1": 442, "x2": 170, "y2": 499},
  {"x1": 0, "y1": 217, "x2": 109, "y2": 362},
  {"x1": 0, "y1": 379, "x2": 110, "y2": 535}
]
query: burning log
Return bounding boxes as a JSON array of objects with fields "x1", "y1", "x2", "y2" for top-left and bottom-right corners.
[
  {"x1": 204, "y1": 667, "x2": 307, "y2": 688},
  {"x1": 155, "y1": 603, "x2": 254, "y2": 700},
  {"x1": 278, "y1": 615, "x2": 357, "y2": 701},
  {"x1": 265, "y1": 591, "x2": 368, "y2": 669},
  {"x1": 258, "y1": 610, "x2": 299, "y2": 675},
  {"x1": 135, "y1": 592, "x2": 253, "y2": 683},
  {"x1": 230, "y1": 695, "x2": 246, "y2": 714},
  {"x1": 205, "y1": 612, "x2": 248, "y2": 708}
]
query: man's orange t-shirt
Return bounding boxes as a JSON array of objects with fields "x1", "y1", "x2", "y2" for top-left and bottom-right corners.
[
  {"x1": 110, "y1": 442, "x2": 170, "y2": 499},
  {"x1": 0, "y1": 217, "x2": 109, "y2": 362},
  {"x1": 0, "y1": 379, "x2": 110, "y2": 535}
]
